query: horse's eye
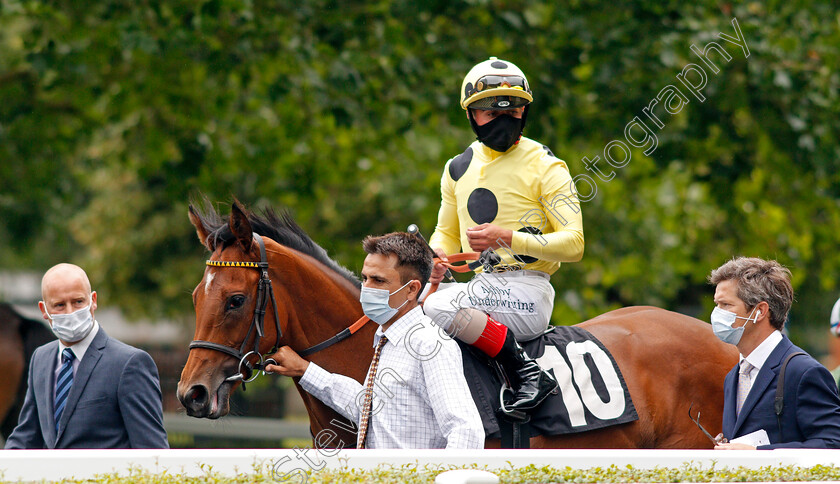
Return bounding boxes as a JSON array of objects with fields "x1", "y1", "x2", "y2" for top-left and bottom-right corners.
[{"x1": 226, "y1": 295, "x2": 246, "y2": 311}]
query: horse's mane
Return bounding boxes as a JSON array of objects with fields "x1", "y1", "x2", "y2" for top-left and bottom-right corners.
[{"x1": 192, "y1": 201, "x2": 361, "y2": 288}]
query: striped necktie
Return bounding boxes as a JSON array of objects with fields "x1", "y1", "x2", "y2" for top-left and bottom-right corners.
[
  {"x1": 356, "y1": 335, "x2": 388, "y2": 449},
  {"x1": 736, "y1": 360, "x2": 754, "y2": 416},
  {"x1": 54, "y1": 348, "x2": 76, "y2": 433}
]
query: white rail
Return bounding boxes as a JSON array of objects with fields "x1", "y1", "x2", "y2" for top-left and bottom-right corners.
[{"x1": 1, "y1": 448, "x2": 840, "y2": 481}]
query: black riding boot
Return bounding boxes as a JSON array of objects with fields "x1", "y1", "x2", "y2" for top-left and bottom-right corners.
[
  {"x1": 494, "y1": 330, "x2": 557, "y2": 412},
  {"x1": 495, "y1": 331, "x2": 557, "y2": 410}
]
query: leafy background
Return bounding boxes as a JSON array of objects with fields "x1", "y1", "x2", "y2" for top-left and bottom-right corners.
[{"x1": 1, "y1": 0, "x2": 838, "y2": 353}]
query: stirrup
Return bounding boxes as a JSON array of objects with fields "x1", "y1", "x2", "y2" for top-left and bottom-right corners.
[{"x1": 498, "y1": 384, "x2": 530, "y2": 422}]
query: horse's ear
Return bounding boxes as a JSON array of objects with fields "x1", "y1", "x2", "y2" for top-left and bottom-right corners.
[
  {"x1": 188, "y1": 204, "x2": 213, "y2": 251},
  {"x1": 230, "y1": 200, "x2": 253, "y2": 252}
]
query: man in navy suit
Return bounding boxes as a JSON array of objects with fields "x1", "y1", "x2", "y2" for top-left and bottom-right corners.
[
  {"x1": 5, "y1": 263, "x2": 168, "y2": 449},
  {"x1": 709, "y1": 257, "x2": 840, "y2": 449}
]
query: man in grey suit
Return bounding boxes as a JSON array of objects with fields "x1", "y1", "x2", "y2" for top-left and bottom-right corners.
[{"x1": 5, "y1": 263, "x2": 168, "y2": 449}]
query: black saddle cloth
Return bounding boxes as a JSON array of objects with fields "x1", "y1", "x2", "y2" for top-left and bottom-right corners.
[{"x1": 459, "y1": 326, "x2": 639, "y2": 439}]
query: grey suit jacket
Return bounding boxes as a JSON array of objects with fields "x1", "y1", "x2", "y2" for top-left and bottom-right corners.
[{"x1": 5, "y1": 327, "x2": 169, "y2": 449}]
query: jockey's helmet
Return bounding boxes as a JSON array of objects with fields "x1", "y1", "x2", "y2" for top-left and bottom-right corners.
[{"x1": 460, "y1": 57, "x2": 533, "y2": 111}]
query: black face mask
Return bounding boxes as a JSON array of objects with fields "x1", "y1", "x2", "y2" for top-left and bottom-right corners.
[{"x1": 472, "y1": 113, "x2": 524, "y2": 152}]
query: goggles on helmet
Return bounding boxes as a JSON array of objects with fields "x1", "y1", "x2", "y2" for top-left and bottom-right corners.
[{"x1": 465, "y1": 75, "x2": 530, "y2": 100}]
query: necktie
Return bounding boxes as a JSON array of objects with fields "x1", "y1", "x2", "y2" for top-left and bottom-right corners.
[
  {"x1": 54, "y1": 348, "x2": 76, "y2": 433},
  {"x1": 356, "y1": 335, "x2": 388, "y2": 449},
  {"x1": 736, "y1": 360, "x2": 754, "y2": 416}
]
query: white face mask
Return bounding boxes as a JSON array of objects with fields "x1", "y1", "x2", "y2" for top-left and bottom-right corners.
[
  {"x1": 46, "y1": 297, "x2": 95, "y2": 342},
  {"x1": 711, "y1": 306, "x2": 759, "y2": 346}
]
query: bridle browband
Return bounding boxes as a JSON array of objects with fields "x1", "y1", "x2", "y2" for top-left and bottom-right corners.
[{"x1": 189, "y1": 233, "x2": 282, "y2": 386}]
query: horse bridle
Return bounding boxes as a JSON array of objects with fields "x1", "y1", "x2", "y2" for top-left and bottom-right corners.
[{"x1": 189, "y1": 233, "x2": 282, "y2": 387}]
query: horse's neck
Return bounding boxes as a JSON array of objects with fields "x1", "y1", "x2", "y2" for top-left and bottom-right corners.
[
  {"x1": 270, "y1": 248, "x2": 376, "y2": 444},
  {"x1": 271, "y1": 248, "x2": 375, "y2": 376},
  {"x1": 274, "y1": 252, "x2": 359, "y2": 343}
]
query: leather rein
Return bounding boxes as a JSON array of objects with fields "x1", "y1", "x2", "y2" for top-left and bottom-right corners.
[{"x1": 189, "y1": 232, "x2": 480, "y2": 387}]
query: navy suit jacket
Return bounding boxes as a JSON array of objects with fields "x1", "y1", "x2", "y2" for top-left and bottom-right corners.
[
  {"x1": 5, "y1": 327, "x2": 169, "y2": 449},
  {"x1": 723, "y1": 336, "x2": 840, "y2": 449}
]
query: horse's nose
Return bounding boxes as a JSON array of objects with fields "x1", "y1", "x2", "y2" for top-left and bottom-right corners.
[{"x1": 179, "y1": 384, "x2": 210, "y2": 417}]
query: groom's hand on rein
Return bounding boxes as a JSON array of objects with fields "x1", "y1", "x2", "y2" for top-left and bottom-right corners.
[{"x1": 265, "y1": 346, "x2": 309, "y2": 378}]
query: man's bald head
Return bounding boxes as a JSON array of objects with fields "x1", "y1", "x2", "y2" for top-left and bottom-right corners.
[
  {"x1": 41, "y1": 263, "x2": 91, "y2": 301},
  {"x1": 39, "y1": 263, "x2": 98, "y2": 344}
]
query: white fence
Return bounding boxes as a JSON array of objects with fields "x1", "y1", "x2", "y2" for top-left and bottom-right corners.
[{"x1": 2, "y1": 448, "x2": 840, "y2": 481}]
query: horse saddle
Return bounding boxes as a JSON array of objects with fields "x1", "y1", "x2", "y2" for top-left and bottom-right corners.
[{"x1": 459, "y1": 325, "x2": 639, "y2": 440}]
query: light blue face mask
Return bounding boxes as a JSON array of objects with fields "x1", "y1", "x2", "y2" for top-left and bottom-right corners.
[
  {"x1": 711, "y1": 306, "x2": 759, "y2": 345},
  {"x1": 360, "y1": 280, "x2": 414, "y2": 325}
]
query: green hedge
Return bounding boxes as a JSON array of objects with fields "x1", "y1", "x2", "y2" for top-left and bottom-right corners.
[{"x1": 32, "y1": 463, "x2": 840, "y2": 483}]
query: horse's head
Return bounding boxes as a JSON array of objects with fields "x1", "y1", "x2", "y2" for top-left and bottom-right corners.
[{"x1": 177, "y1": 201, "x2": 285, "y2": 418}]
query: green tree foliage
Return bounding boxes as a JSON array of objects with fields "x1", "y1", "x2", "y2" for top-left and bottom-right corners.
[{"x1": 1, "y1": 1, "x2": 838, "y2": 348}]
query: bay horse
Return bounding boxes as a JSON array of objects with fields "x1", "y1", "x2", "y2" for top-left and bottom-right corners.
[
  {"x1": 178, "y1": 201, "x2": 739, "y2": 449},
  {"x1": 0, "y1": 303, "x2": 56, "y2": 439}
]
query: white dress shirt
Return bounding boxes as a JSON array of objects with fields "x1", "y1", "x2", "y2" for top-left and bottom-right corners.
[
  {"x1": 300, "y1": 306, "x2": 485, "y2": 449},
  {"x1": 739, "y1": 329, "x2": 783, "y2": 395}
]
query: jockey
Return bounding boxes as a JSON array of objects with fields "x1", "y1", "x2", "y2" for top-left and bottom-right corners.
[{"x1": 424, "y1": 57, "x2": 584, "y2": 412}]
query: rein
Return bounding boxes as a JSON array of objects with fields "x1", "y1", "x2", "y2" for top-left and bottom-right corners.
[
  {"x1": 189, "y1": 233, "x2": 282, "y2": 386},
  {"x1": 427, "y1": 251, "x2": 480, "y2": 295},
  {"x1": 299, "y1": 314, "x2": 370, "y2": 357},
  {"x1": 432, "y1": 251, "x2": 482, "y2": 272}
]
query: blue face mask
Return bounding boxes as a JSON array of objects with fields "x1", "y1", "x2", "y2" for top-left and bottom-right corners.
[
  {"x1": 711, "y1": 306, "x2": 759, "y2": 345},
  {"x1": 360, "y1": 280, "x2": 414, "y2": 325}
]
